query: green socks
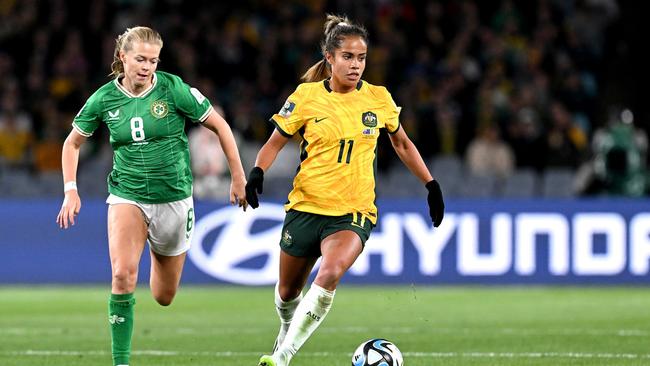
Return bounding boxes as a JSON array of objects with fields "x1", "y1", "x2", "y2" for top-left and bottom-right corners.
[{"x1": 109, "y1": 293, "x2": 135, "y2": 366}]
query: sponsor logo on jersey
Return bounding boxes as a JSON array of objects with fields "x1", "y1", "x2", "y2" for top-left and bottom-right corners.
[
  {"x1": 362, "y1": 128, "x2": 378, "y2": 138},
  {"x1": 108, "y1": 109, "x2": 120, "y2": 120},
  {"x1": 361, "y1": 111, "x2": 378, "y2": 127},
  {"x1": 279, "y1": 100, "x2": 296, "y2": 118},
  {"x1": 150, "y1": 100, "x2": 169, "y2": 118}
]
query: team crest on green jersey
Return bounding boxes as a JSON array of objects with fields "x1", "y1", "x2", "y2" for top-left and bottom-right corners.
[
  {"x1": 150, "y1": 100, "x2": 169, "y2": 119},
  {"x1": 361, "y1": 111, "x2": 378, "y2": 127}
]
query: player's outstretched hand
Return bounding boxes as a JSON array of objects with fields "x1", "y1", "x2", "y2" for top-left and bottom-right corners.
[
  {"x1": 425, "y1": 179, "x2": 444, "y2": 227},
  {"x1": 56, "y1": 190, "x2": 81, "y2": 229},
  {"x1": 245, "y1": 167, "x2": 264, "y2": 209},
  {"x1": 230, "y1": 175, "x2": 248, "y2": 211}
]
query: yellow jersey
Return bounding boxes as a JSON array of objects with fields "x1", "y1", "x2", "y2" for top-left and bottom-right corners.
[{"x1": 270, "y1": 79, "x2": 401, "y2": 224}]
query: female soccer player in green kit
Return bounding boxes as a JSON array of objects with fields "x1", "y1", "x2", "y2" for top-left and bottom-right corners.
[
  {"x1": 56, "y1": 26, "x2": 248, "y2": 366},
  {"x1": 246, "y1": 15, "x2": 445, "y2": 366}
]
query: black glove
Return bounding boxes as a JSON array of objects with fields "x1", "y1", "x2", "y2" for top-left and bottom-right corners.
[
  {"x1": 245, "y1": 167, "x2": 264, "y2": 209},
  {"x1": 425, "y1": 179, "x2": 444, "y2": 227}
]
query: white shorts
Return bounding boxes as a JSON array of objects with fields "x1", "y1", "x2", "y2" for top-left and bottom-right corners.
[{"x1": 106, "y1": 194, "x2": 195, "y2": 256}]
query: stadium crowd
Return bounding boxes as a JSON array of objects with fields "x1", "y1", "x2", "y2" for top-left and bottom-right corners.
[{"x1": 0, "y1": 0, "x2": 646, "y2": 198}]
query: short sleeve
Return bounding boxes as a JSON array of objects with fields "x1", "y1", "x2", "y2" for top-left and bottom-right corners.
[
  {"x1": 269, "y1": 85, "x2": 306, "y2": 137},
  {"x1": 383, "y1": 88, "x2": 401, "y2": 134},
  {"x1": 72, "y1": 92, "x2": 102, "y2": 137},
  {"x1": 170, "y1": 75, "x2": 213, "y2": 123}
]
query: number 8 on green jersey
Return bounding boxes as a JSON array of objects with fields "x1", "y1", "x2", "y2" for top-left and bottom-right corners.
[{"x1": 73, "y1": 71, "x2": 213, "y2": 203}]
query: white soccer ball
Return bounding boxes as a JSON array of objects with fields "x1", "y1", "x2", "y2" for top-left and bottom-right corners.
[{"x1": 351, "y1": 338, "x2": 403, "y2": 366}]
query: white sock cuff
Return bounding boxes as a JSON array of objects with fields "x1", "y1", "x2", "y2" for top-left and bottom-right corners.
[
  {"x1": 275, "y1": 283, "x2": 303, "y2": 308},
  {"x1": 308, "y1": 283, "x2": 335, "y2": 305}
]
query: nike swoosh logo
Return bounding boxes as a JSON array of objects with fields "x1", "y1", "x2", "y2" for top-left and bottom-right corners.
[{"x1": 315, "y1": 117, "x2": 328, "y2": 123}]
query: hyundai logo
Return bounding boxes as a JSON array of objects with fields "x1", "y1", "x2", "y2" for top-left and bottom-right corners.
[{"x1": 189, "y1": 204, "x2": 286, "y2": 285}]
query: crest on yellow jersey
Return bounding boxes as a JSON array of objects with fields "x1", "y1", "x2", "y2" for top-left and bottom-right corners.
[{"x1": 361, "y1": 111, "x2": 377, "y2": 127}]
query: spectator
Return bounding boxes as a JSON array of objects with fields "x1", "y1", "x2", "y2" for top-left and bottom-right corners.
[
  {"x1": 544, "y1": 101, "x2": 588, "y2": 169},
  {"x1": 465, "y1": 123, "x2": 515, "y2": 179},
  {"x1": 188, "y1": 105, "x2": 230, "y2": 200},
  {"x1": 578, "y1": 108, "x2": 648, "y2": 196},
  {"x1": 0, "y1": 0, "x2": 633, "y2": 197},
  {"x1": 0, "y1": 91, "x2": 33, "y2": 168},
  {"x1": 506, "y1": 107, "x2": 545, "y2": 171}
]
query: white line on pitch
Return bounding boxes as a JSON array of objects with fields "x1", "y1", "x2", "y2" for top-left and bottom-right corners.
[
  {"x1": 2, "y1": 326, "x2": 648, "y2": 337},
  {"x1": 4, "y1": 350, "x2": 650, "y2": 359}
]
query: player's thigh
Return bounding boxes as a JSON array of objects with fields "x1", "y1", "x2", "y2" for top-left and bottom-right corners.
[
  {"x1": 278, "y1": 250, "x2": 318, "y2": 297},
  {"x1": 147, "y1": 198, "x2": 193, "y2": 294},
  {"x1": 313, "y1": 230, "x2": 363, "y2": 289},
  {"x1": 107, "y1": 203, "x2": 148, "y2": 270},
  {"x1": 149, "y1": 250, "x2": 186, "y2": 290},
  {"x1": 318, "y1": 212, "x2": 373, "y2": 272},
  {"x1": 320, "y1": 230, "x2": 363, "y2": 274}
]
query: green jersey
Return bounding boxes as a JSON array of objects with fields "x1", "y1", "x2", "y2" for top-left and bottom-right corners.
[{"x1": 73, "y1": 71, "x2": 213, "y2": 203}]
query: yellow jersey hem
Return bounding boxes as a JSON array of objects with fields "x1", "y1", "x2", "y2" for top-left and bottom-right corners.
[{"x1": 286, "y1": 202, "x2": 378, "y2": 224}]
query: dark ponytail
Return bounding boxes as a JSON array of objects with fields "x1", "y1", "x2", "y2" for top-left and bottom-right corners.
[{"x1": 300, "y1": 14, "x2": 368, "y2": 83}]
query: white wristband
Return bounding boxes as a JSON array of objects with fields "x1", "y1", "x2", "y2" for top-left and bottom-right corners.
[{"x1": 64, "y1": 181, "x2": 78, "y2": 192}]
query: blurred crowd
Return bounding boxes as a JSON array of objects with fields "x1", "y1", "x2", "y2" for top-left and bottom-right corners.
[{"x1": 0, "y1": 0, "x2": 647, "y2": 198}]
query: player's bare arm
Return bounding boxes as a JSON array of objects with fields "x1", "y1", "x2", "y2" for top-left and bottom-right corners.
[
  {"x1": 255, "y1": 129, "x2": 291, "y2": 172},
  {"x1": 388, "y1": 127, "x2": 433, "y2": 184},
  {"x1": 56, "y1": 129, "x2": 87, "y2": 229},
  {"x1": 202, "y1": 109, "x2": 247, "y2": 209}
]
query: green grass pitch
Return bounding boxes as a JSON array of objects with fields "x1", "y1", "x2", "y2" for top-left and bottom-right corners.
[{"x1": 1, "y1": 286, "x2": 649, "y2": 366}]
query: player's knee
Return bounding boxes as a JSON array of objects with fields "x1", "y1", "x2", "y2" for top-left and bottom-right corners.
[
  {"x1": 112, "y1": 266, "x2": 138, "y2": 292},
  {"x1": 315, "y1": 264, "x2": 346, "y2": 289},
  {"x1": 153, "y1": 290, "x2": 176, "y2": 306},
  {"x1": 278, "y1": 284, "x2": 301, "y2": 301},
  {"x1": 155, "y1": 296, "x2": 173, "y2": 306}
]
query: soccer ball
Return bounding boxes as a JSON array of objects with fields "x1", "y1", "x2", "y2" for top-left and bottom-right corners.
[{"x1": 351, "y1": 338, "x2": 403, "y2": 366}]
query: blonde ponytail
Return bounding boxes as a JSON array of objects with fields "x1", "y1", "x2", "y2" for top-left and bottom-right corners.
[{"x1": 109, "y1": 26, "x2": 163, "y2": 79}]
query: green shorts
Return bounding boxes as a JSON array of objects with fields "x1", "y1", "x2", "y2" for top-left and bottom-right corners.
[{"x1": 279, "y1": 209, "x2": 375, "y2": 257}]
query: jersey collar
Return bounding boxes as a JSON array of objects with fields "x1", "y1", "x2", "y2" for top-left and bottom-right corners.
[
  {"x1": 323, "y1": 78, "x2": 363, "y2": 93},
  {"x1": 114, "y1": 73, "x2": 158, "y2": 98}
]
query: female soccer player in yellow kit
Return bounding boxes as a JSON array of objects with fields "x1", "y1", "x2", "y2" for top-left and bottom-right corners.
[{"x1": 246, "y1": 15, "x2": 444, "y2": 366}]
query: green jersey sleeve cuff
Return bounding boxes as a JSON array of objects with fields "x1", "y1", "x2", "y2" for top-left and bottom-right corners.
[
  {"x1": 270, "y1": 118, "x2": 293, "y2": 137},
  {"x1": 72, "y1": 122, "x2": 93, "y2": 137},
  {"x1": 198, "y1": 105, "x2": 214, "y2": 123}
]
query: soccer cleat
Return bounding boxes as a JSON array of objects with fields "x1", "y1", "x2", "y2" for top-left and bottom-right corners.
[{"x1": 258, "y1": 355, "x2": 277, "y2": 366}]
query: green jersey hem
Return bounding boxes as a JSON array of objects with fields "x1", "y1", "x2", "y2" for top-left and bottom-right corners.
[{"x1": 108, "y1": 186, "x2": 191, "y2": 204}]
